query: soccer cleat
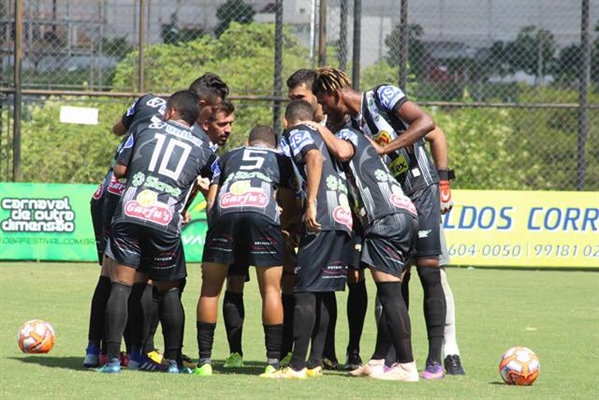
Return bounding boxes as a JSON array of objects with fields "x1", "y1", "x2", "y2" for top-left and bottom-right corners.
[
  {"x1": 260, "y1": 366, "x2": 307, "y2": 379},
  {"x1": 192, "y1": 363, "x2": 213, "y2": 376},
  {"x1": 259, "y1": 364, "x2": 278, "y2": 377},
  {"x1": 322, "y1": 357, "x2": 339, "y2": 370},
  {"x1": 83, "y1": 344, "x2": 101, "y2": 368},
  {"x1": 349, "y1": 359, "x2": 385, "y2": 377},
  {"x1": 97, "y1": 358, "x2": 121, "y2": 373},
  {"x1": 223, "y1": 352, "x2": 244, "y2": 368},
  {"x1": 181, "y1": 354, "x2": 197, "y2": 369},
  {"x1": 166, "y1": 360, "x2": 180, "y2": 374},
  {"x1": 307, "y1": 365, "x2": 324, "y2": 377},
  {"x1": 129, "y1": 352, "x2": 167, "y2": 372},
  {"x1": 344, "y1": 353, "x2": 363, "y2": 371},
  {"x1": 444, "y1": 354, "x2": 466, "y2": 375},
  {"x1": 422, "y1": 361, "x2": 445, "y2": 380},
  {"x1": 146, "y1": 350, "x2": 164, "y2": 364},
  {"x1": 280, "y1": 352, "x2": 293, "y2": 367},
  {"x1": 371, "y1": 362, "x2": 419, "y2": 382},
  {"x1": 119, "y1": 351, "x2": 129, "y2": 368}
]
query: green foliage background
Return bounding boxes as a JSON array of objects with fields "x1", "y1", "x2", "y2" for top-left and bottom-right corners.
[{"x1": 3, "y1": 22, "x2": 598, "y2": 190}]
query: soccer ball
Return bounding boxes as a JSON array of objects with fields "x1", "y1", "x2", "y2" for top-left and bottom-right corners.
[
  {"x1": 17, "y1": 319, "x2": 56, "y2": 354},
  {"x1": 498, "y1": 346, "x2": 540, "y2": 385}
]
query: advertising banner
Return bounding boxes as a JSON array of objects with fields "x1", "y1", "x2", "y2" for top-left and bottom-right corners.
[
  {"x1": 0, "y1": 182, "x2": 209, "y2": 262},
  {"x1": 442, "y1": 190, "x2": 599, "y2": 268},
  {"x1": 1, "y1": 183, "x2": 598, "y2": 268}
]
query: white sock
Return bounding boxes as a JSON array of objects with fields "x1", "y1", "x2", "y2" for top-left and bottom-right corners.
[{"x1": 440, "y1": 268, "x2": 460, "y2": 357}]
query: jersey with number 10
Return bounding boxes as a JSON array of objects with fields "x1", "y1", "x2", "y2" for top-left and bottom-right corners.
[
  {"x1": 209, "y1": 145, "x2": 294, "y2": 225},
  {"x1": 112, "y1": 118, "x2": 216, "y2": 234}
]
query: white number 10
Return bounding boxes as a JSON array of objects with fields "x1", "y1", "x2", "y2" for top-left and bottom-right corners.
[{"x1": 148, "y1": 133, "x2": 192, "y2": 180}]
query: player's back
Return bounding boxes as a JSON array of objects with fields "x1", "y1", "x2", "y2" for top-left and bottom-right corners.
[
  {"x1": 113, "y1": 118, "x2": 213, "y2": 233},
  {"x1": 211, "y1": 145, "x2": 293, "y2": 225}
]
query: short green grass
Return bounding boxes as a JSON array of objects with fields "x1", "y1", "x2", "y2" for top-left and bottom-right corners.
[{"x1": 1, "y1": 263, "x2": 598, "y2": 399}]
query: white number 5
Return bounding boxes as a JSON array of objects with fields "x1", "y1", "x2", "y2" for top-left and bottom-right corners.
[{"x1": 239, "y1": 149, "x2": 267, "y2": 170}]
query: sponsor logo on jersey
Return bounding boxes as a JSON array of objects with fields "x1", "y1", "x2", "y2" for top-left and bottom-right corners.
[
  {"x1": 373, "y1": 130, "x2": 392, "y2": 146},
  {"x1": 146, "y1": 97, "x2": 166, "y2": 109},
  {"x1": 92, "y1": 183, "x2": 104, "y2": 200},
  {"x1": 124, "y1": 200, "x2": 173, "y2": 225},
  {"x1": 418, "y1": 229, "x2": 432, "y2": 238},
  {"x1": 333, "y1": 205, "x2": 353, "y2": 229},
  {"x1": 388, "y1": 154, "x2": 409, "y2": 177},
  {"x1": 378, "y1": 86, "x2": 404, "y2": 110},
  {"x1": 289, "y1": 129, "x2": 313, "y2": 154},
  {"x1": 107, "y1": 174, "x2": 125, "y2": 196},
  {"x1": 390, "y1": 194, "x2": 417, "y2": 215},
  {"x1": 220, "y1": 190, "x2": 269, "y2": 208}
]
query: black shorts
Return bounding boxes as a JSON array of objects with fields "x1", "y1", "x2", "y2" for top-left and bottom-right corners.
[
  {"x1": 294, "y1": 230, "x2": 350, "y2": 292},
  {"x1": 227, "y1": 262, "x2": 251, "y2": 282},
  {"x1": 202, "y1": 212, "x2": 284, "y2": 268},
  {"x1": 348, "y1": 233, "x2": 364, "y2": 271},
  {"x1": 410, "y1": 185, "x2": 441, "y2": 258},
  {"x1": 107, "y1": 222, "x2": 187, "y2": 282},
  {"x1": 90, "y1": 195, "x2": 105, "y2": 266},
  {"x1": 361, "y1": 213, "x2": 418, "y2": 277}
]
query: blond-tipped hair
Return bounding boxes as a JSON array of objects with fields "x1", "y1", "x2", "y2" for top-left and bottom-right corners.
[{"x1": 312, "y1": 66, "x2": 352, "y2": 95}]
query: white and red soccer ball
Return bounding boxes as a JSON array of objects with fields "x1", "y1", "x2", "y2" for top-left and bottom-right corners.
[
  {"x1": 17, "y1": 319, "x2": 55, "y2": 354},
  {"x1": 499, "y1": 346, "x2": 540, "y2": 386}
]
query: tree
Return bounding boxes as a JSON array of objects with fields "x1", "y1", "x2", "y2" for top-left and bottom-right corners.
[
  {"x1": 215, "y1": 0, "x2": 256, "y2": 38},
  {"x1": 384, "y1": 24, "x2": 426, "y2": 78},
  {"x1": 505, "y1": 26, "x2": 557, "y2": 83}
]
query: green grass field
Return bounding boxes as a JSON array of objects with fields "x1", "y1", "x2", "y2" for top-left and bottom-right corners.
[{"x1": 1, "y1": 263, "x2": 598, "y2": 399}]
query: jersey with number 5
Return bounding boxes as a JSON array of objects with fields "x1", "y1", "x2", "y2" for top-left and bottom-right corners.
[
  {"x1": 112, "y1": 118, "x2": 217, "y2": 233},
  {"x1": 210, "y1": 145, "x2": 294, "y2": 225}
]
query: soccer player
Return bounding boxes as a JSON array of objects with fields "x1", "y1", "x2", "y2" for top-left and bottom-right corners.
[
  {"x1": 285, "y1": 69, "x2": 368, "y2": 371},
  {"x1": 304, "y1": 110, "x2": 420, "y2": 381},
  {"x1": 312, "y1": 66, "x2": 448, "y2": 379},
  {"x1": 100, "y1": 90, "x2": 215, "y2": 373},
  {"x1": 263, "y1": 100, "x2": 352, "y2": 379},
  {"x1": 194, "y1": 125, "x2": 296, "y2": 376},
  {"x1": 84, "y1": 73, "x2": 228, "y2": 370}
]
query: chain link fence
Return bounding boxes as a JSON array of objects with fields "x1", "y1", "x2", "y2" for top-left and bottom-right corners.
[{"x1": 1, "y1": 0, "x2": 598, "y2": 190}]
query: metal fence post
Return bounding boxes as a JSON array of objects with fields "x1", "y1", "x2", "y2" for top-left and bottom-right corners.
[
  {"x1": 577, "y1": 0, "x2": 590, "y2": 191},
  {"x1": 352, "y1": 0, "x2": 361, "y2": 89},
  {"x1": 13, "y1": 0, "x2": 22, "y2": 182},
  {"x1": 273, "y1": 0, "x2": 283, "y2": 131},
  {"x1": 138, "y1": 0, "x2": 146, "y2": 93},
  {"x1": 398, "y1": 0, "x2": 409, "y2": 92},
  {"x1": 318, "y1": 0, "x2": 327, "y2": 66},
  {"x1": 339, "y1": 0, "x2": 348, "y2": 70}
]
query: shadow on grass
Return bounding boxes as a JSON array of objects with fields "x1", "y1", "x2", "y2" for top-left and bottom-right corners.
[
  {"x1": 9, "y1": 356, "x2": 83, "y2": 370},
  {"x1": 210, "y1": 359, "x2": 268, "y2": 376}
]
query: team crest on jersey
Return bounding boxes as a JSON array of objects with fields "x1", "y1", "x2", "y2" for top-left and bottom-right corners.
[
  {"x1": 124, "y1": 189, "x2": 172, "y2": 225},
  {"x1": 107, "y1": 174, "x2": 125, "y2": 195}
]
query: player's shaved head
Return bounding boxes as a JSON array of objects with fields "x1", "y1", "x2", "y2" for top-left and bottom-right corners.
[
  {"x1": 285, "y1": 99, "x2": 315, "y2": 125},
  {"x1": 286, "y1": 68, "x2": 315, "y2": 90},
  {"x1": 166, "y1": 90, "x2": 200, "y2": 126},
  {"x1": 249, "y1": 125, "x2": 277, "y2": 148}
]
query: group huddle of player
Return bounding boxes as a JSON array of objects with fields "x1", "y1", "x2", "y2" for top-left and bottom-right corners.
[{"x1": 83, "y1": 67, "x2": 466, "y2": 380}]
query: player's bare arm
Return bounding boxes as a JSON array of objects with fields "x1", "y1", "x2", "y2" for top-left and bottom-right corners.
[
  {"x1": 304, "y1": 121, "x2": 355, "y2": 162},
  {"x1": 112, "y1": 119, "x2": 128, "y2": 136},
  {"x1": 426, "y1": 127, "x2": 449, "y2": 170},
  {"x1": 205, "y1": 183, "x2": 219, "y2": 212},
  {"x1": 304, "y1": 148, "x2": 323, "y2": 233},
  {"x1": 113, "y1": 163, "x2": 127, "y2": 179},
  {"x1": 380, "y1": 101, "x2": 435, "y2": 155}
]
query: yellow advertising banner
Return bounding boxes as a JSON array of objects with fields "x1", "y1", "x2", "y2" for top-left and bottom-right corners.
[{"x1": 442, "y1": 190, "x2": 599, "y2": 268}]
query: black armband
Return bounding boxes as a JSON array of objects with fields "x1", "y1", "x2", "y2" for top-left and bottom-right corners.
[{"x1": 437, "y1": 169, "x2": 455, "y2": 181}]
